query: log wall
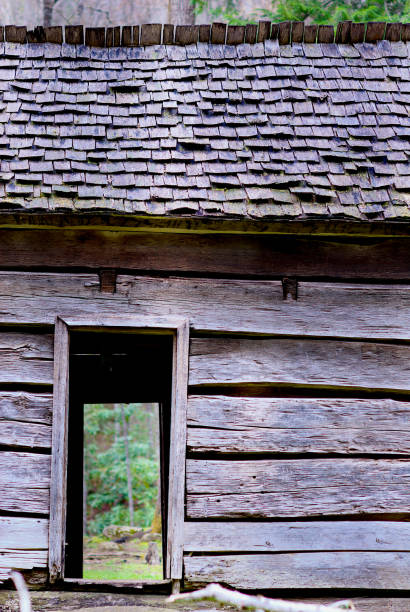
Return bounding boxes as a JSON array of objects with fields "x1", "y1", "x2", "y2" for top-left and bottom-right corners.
[{"x1": 0, "y1": 232, "x2": 409, "y2": 591}]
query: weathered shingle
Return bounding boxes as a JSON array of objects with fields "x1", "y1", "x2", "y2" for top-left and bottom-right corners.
[{"x1": 0, "y1": 39, "x2": 408, "y2": 221}]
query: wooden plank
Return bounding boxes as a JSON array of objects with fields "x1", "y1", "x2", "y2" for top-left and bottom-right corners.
[
  {"x1": 65, "y1": 26, "x2": 84, "y2": 45},
  {"x1": 0, "y1": 550, "x2": 48, "y2": 570},
  {"x1": 45, "y1": 26, "x2": 63, "y2": 44},
  {"x1": 291, "y1": 21, "x2": 304, "y2": 43},
  {"x1": 317, "y1": 25, "x2": 334, "y2": 43},
  {"x1": 0, "y1": 332, "x2": 53, "y2": 385},
  {"x1": 257, "y1": 21, "x2": 271, "y2": 42},
  {"x1": 0, "y1": 484, "x2": 49, "y2": 514},
  {"x1": 85, "y1": 27, "x2": 105, "y2": 47},
  {"x1": 140, "y1": 24, "x2": 162, "y2": 46},
  {"x1": 166, "y1": 320, "x2": 189, "y2": 580},
  {"x1": 385, "y1": 22, "x2": 401, "y2": 41},
  {"x1": 0, "y1": 452, "x2": 50, "y2": 514},
  {"x1": 226, "y1": 26, "x2": 245, "y2": 45},
  {"x1": 0, "y1": 420, "x2": 51, "y2": 449},
  {"x1": 304, "y1": 25, "x2": 318, "y2": 43},
  {"x1": 128, "y1": 278, "x2": 410, "y2": 340},
  {"x1": 0, "y1": 391, "x2": 52, "y2": 425},
  {"x1": 350, "y1": 22, "x2": 365, "y2": 43},
  {"x1": 187, "y1": 396, "x2": 410, "y2": 455},
  {"x1": 186, "y1": 458, "x2": 410, "y2": 518},
  {"x1": 48, "y1": 318, "x2": 70, "y2": 583},
  {"x1": 163, "y1": 24, "x2": 175, "y2": 44},
  {"x1": 184, "y1": 552, "x2": 410, "y2": 589},
  {"x1": 189, "y1": 338, "x2": 410, "y2": 391},
  {"x1": 0, "y1": 517, "x2": 48, "y2": 551},
  {"x1": 175, "y1": 26, "x2": 199, "y2": 45},
  {"x1": 245, "y1": 24, "x2": 257, "y2": 44},
  {"x1": 0, "y1": 230, "x2": 409, "y2": 280},
  {"x1": 279, "y1": 22, "x2": 291, "y2": 45},
  {"x1": 183, "y1": 521, "x2": 410, "y2": 552},
  {"x1": 365, "y1": 22, "x2": 386, "y2": 42},
  {"x1": 5, "y1": 26, "x2": 27, "y2": 43},
  {"x1": 199, "y1": 25, "x2": 211, "y2": 43},
  {"x1": 335, "y1": 21, "x2": 351, "y2": 43},
  {"x1": 1, "y1": 274, "x2": 410, "y2": 340},
  {"x1": 211, "y1": 23, "x2": 226, "y2": 44}
]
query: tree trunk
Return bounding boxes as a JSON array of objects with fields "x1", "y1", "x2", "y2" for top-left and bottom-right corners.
[
  {"x1": 168, "y1": 0, "x2": 195, "y2": 24},
  {"x1": 43, "y1": 0, "x2": 54, "y2": 26},
  {"x1": 119, "y1": 404, "x2": 134, "y2": 527}
]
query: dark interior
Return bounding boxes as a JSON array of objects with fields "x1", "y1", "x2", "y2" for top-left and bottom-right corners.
[{"x1": 65, "y1": 330, "x2": 174, "y2": 579}]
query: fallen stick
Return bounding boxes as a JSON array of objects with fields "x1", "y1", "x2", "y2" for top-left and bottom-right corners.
[
  {"x1": 167, "y1": 583, "x2": 355, "y2": 612},
  {"x1": 10, "y1": 571, "x2": 32, "y2": 612}
]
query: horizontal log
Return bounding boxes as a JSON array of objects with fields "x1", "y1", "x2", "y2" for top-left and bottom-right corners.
[
  {"x1": 0, "y1": 391, "x2": 52, "y2": 425},
  {"x1": 183, "y1": 521, "x2": 410, "y2": 552},
  {"x1": 1, "y1": 273, "x2": 410, "y2": 340},
  {"x1": 0, "y1": 452, "x2": 50, "y2": 514},
  {"x1": 186, "y1": 458, "x2": 410, "y2": 518},
  {"x1": 0, "y1": 420, "x2": 51, "y2": 449},
  {"x1": 184, "y1": 552, "x2": 410, "y2": 589},
  {"x1": 129, "y1": 278, "x2": 410, "y2": 339},
  {"x1": 0, "y1": 230, "x2": 409, "y2": 279},
  {"x1": 189, "y1": 338, "x2": 410, "y2": 391},
  {"x1": 0, "y1": 333, "x2": 53, "y2": 385},
  {"x1": 0, "y1": 550, "x2": 48, "y2": 570},
  {"x1": 187, "y1": 396, "x2": 410, "y2": 454},
  {"x1": 0, "y1": 485, "x2": 49, "y2": 514},
  {"x1": 0, "y1": 517, "x2": 48, "y2": 550}
]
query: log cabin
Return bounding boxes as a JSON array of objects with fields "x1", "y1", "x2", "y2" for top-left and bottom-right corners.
[{"x1": 0, "y1": 19, "x2": 409, "y2": 609}]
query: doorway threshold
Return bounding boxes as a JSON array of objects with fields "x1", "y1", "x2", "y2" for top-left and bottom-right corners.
[{"x1": 61, "y1": 578, "x2": 172, "y2": 594}]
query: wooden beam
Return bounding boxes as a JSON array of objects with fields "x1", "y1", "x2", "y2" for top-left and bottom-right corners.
[
  {"x1": 0, "y1": 274, "x2": 410, "y2": 340},
  {"x1": 0, "y1": 516, "x2": 48, "y2": 551},
  {"x1": 0, "y1": 332, "x2": 53, "y2": 385},
  {"x1": 0, "y1": 230, "x2": 408, "y2": 279},
  {"x1": 48, "y1": 317, "x2": 70, "y2": 583},
  {"x1": 187, "y1": 396, "x2": 410, "y2": 455},
  {"x1": 0, "y1": 420, "x2": 51, "y2": 449},
  {"x1": 184, "y1": 552, "x2": 410, "y2": 589},
  {"x1": 0, "y1": 451, "x2": 50, "y2": 514},
  {"x1": 189, "y1": 337, "x2": 410, "y2": 391},
  {"x1": 0, "y1": 391, "x2": 52, "y2": 425},
  {"x1": 166, "y1": 320, "x2": 189, "y2": 580},
  {"x1": 186, "y1": 458, "x2": 410, "y2": 518},
  {"x1": 183, "y1": 521, "x2": 410, "y2": 552}
]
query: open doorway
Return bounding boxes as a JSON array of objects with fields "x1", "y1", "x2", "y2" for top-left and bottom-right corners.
[
  {"x1": 83, "y1": 402, "x2": 162, "y2": 581},
  {"x1": 64, "y1": 331, "x2": 174, "y2": 581}
]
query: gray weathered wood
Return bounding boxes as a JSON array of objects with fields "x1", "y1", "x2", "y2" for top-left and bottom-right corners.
[
  {"x1": 48, "y1": 317, "x2": 70, "y2": 583},
  {"x1": 189, "y1": 338, "x2": 410, "y2": 391},
  {"x1": 0, "y1": 391, "x2": 52, "y2": 425},
  {"x1": 184, "y1": 552, "x2": 410, "y2": 589},
  {"x1": 0, "y1": 420, "x2": 51, "y2": 449},
  {"x1": 0, "y1": 332, "x2": 53, "y2": 385},
  {"x1": 0, "y1": 452, "x2": 50, "y2": 514},
  {"x1": 186, "y1": 458, "x2": 410, "y2": 518},
  {"x1": 0, "y1": 484, "x2": 49, "y2": 514},
  {"x1": 1, "y1": 273, "x2": 410, "y2": 341},
  {"x1": 166, "y1": 320, "x2": 189, "y2": 580},
  {"x1": 0, "y1": 230, "x2": 409, "y2": 280},
  {"x1": 187, "y1": 396, "x2": 410, "y2": 455},
  {"x1": 0, "y1": 516, "x2": 48, "y2": 573},
  {"x1": 183, "y1": 521, "x2": 410, "y2": 552}
]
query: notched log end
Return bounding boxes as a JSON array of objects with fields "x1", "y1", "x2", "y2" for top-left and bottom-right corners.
[{"x1": 282, "y1": 277, "x2": 298, "y2": 300}]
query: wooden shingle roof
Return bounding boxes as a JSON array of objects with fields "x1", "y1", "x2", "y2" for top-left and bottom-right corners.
[{"x1": 0, "y1": 27, "x2": 409, "y2": 221}]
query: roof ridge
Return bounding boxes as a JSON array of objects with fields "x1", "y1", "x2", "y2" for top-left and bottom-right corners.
[{"x1": 0, "y1": 21, "x2": 409, "y2": 47}]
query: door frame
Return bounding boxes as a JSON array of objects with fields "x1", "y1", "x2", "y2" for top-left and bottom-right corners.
[{"x1": 48, "y1": 314, "x2": 189, "y2": 584}]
